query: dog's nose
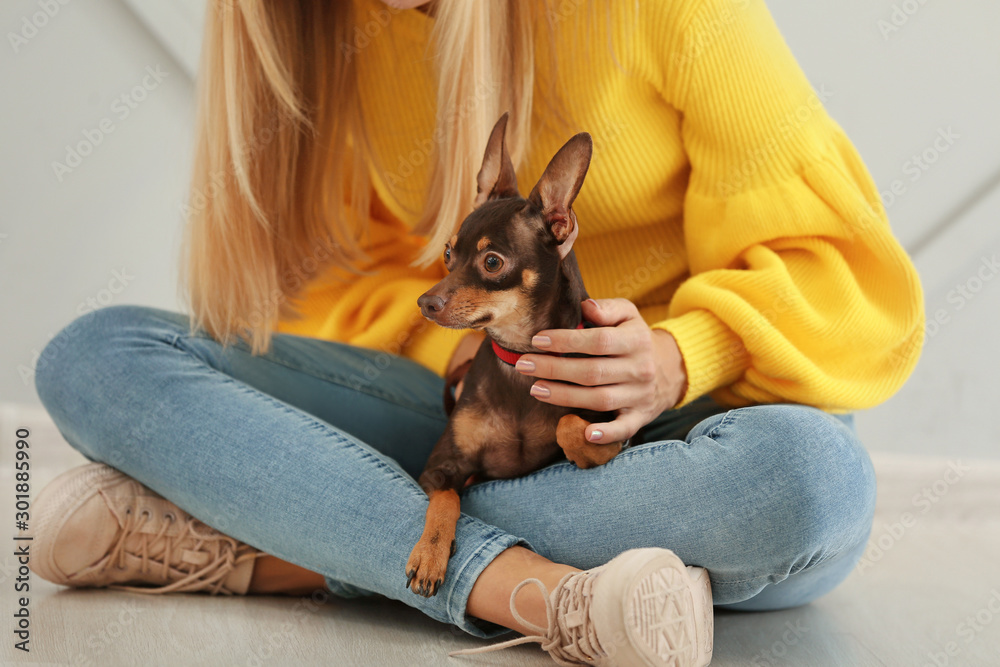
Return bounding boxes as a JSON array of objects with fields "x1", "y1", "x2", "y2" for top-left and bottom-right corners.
[{"x1": 418, "y1": 293, "x2": 447, "y2": 318}]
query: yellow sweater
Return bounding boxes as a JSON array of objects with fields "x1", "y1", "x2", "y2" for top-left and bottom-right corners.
[{"x1": 276, "y1": 0, "x2": 925, "y2": 412}]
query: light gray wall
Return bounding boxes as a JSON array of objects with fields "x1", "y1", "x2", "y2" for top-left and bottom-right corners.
[
  {"x1": 765, "y1": 1, "x2": 1000, "y2": 459},
  {"x1": 2, "y1": 0, "x2": 998, "y2": 457},
  {"x1": 1, "y1": 0, "x2": 196, "y2": 404}
]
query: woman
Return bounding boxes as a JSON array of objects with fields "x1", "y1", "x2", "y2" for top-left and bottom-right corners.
[{"x1": 30, "y1": 0, "x2": 924, "y2": 665}]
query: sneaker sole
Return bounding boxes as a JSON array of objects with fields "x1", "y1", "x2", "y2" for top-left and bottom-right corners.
[
  {"x1": 596, "y1": 548, "x2": 713, "y2": 667},
  {"x1": 31, "y1": 462, "x2": 129, "y2": 585}
]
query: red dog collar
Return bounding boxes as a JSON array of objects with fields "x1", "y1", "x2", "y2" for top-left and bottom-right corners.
[{"x1": 492, "y1": 321, "x2": 586, "y2": 366}]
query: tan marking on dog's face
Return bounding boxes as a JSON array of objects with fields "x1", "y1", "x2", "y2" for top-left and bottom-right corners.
[
  {"x1": 440, "y1": 286, "x2": 499, "y2": 329},
  {"x1": 521, "y1": 269, "x2": 538, "y2": 289},
  {"x1": 436, "y1": 283, "x2": 531, "y2": 336},
  {"x1": 431, "y1": 221, "x2": 545, "y2": 346},
  {"x1": 449, "y1": 234, "x2": 458, "y2": 247},
  {"x1": 476, "y1": 287, "x2": 535, "y2": 346},
  {"x1": 484, "y1": 284, "x2": 540, "y2": 349},
  {"x1": 431, "y1": 275, "x2": 539, "y2": 348}
]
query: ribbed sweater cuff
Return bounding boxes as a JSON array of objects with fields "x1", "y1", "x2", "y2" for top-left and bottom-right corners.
[{"x1": 652, "y1": 310, "x2": 751, "y2": 408}]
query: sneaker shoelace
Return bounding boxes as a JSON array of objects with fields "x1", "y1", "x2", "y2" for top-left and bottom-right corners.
[
  {"x1": 450, "y1": 570, "x2": 607, "y2": 666},
  {"x1": 101, "y1": 507, "x2": 262, "y2": 595}
]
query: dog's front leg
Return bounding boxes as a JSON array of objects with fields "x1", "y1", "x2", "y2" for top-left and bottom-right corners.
[
  {"x1": 556, "y1": 413, "x2": 623, "y2": 468},
  {"x1": 406, "y1": 425, "x2": 475, "y2": 597}
]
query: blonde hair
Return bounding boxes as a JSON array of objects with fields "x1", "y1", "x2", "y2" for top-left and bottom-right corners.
[{"x1": 179, "y1": 0, "x2": 612, "y2": 355}]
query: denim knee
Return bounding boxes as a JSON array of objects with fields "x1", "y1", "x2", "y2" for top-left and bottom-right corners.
[
  {"x1": 34, "y1": 305, "x2": 185, "y2": 459},
  {"x1": 700, "y1": 403, "x2": 876, "y2": 578},
  {"x1": 38, "y1": 305, "x2": 147, "y2": 401}
]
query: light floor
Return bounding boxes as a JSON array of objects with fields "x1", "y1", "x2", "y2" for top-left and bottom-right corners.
[
  {"x1": 3, "y1": 1, "x2": 999, "y2": 664},
  {"x1": 2, "y1": 433, "x2": 998, "y2": 667}
]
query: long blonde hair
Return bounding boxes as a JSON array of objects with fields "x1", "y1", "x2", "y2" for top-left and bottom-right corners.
[{"x1": 179, "y1": 0, "x2": 605, "y2": 355}]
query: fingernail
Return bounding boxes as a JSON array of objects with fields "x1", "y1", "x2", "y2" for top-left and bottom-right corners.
[
  {"x1": 515, "y1": 359, "x2": 535, "y2": 372},
  {"x1": 530, "y1": 384, "x2": 550, "y2": 398},
  {"x1": 589, "y1": 429, "x2": 603, "y2": 441},
  {"x1": 585, "y1": 298, "x2": 600, "y2": 310},
  {"x1": 532, "y1": 335, "x2": 551, "y2": 348}
]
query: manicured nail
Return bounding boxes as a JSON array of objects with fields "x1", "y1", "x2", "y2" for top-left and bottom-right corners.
[
  {"x1": 585, "y1": 298, "x2": 600, "y2": 310},
  {"x1": 515, "y1": 359, "x2": 535, "y2": 372},
  {"x1": 589, "y1": 429, "x2": 603, "y2": 441},
  {"x1": 530, "y1": 384, "x2": 550, "y2": 398},
  {"x1": 532, "y1": 335, "x2": 551, "y2": 348}
]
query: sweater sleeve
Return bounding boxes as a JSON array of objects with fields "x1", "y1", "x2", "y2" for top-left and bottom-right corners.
[{"x1": 646, "y1": 0, "x2": 925, "y2": 411}]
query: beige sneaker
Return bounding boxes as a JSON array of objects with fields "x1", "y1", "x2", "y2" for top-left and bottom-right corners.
[
  {"x1": 451, "y1": 547, "x2": 713, "y2": 666},
  {"x1": 31, "y1": 463, "x2": 264, "y2": 595}
]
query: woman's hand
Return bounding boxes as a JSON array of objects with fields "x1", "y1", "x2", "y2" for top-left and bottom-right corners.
[{"x1": 515, "y1": 298, "x2": 688, "y2": 444}]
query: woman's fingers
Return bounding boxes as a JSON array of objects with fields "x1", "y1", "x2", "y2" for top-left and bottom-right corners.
[
  {"x1": 531, "y1": 325, "x2": 645, "y2": 357},
  {"x1": 584, "y1": 410, "x2": 647, "y2": 445},
  {"x1": 528, "y1": 379, "x2": 643, "y2": 413},
  {"x1": 514, "y1": 354, "x2": 650, "y2": 386},
  {"x1": 517, "y1": 298, "x2": 681, "y2": 446}
]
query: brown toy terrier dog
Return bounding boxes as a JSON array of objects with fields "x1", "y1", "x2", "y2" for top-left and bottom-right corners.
[{"x1": 406, "y1": 113, "x2": 624, "y2": 597}]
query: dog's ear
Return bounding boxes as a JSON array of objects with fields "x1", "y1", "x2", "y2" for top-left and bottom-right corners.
[
  {"x1": 475, "y1": 112, "x2": 519, "y2": 207},
  {"x1": 527, "y1": 132, "x2": 592, "y2": 260}
]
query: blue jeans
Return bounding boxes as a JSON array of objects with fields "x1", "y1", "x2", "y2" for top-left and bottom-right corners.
[{"x1": 33, "y1": 305, "x2": 876, "y2": 637}]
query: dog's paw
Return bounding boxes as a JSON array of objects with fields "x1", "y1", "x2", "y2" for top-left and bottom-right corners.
[
  {"x1": 557, "y1": 414, "x2": 622, "y2": 468},
  {"x1": 405, "y1": 537, "x2": 455, "y2": 597}
]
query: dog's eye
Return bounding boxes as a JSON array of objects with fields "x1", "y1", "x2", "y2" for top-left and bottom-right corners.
[
  {"x1": 484, "y1": 254, "x2": 503, "y2": 273},
  {"x1": 444, "y1": 246, "x2": 451, "y2": 263}
]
